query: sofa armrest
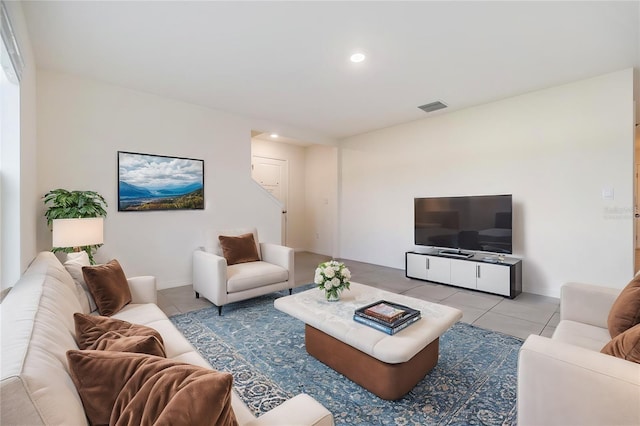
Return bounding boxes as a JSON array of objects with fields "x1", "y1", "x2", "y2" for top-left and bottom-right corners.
[
  {"x1": 518, "y1": 335, "x2": 640, "y2": 426},
  {"x1": 561, "y1": 282, "x2": 620, "y2": 328},
  {"x1": 127, "y1": 276, "x2": 157, "y2": 304},
  {"x1": 244, "y1": 393, "x2": 334, "y2": 426},
  {"x1": 192, "y1": 248, "x2": 228, "y2": 306}
]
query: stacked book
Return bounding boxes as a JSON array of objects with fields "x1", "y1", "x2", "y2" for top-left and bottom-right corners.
[{"x1": 353, "y1": 300, "x2": 421, "y2": 335}]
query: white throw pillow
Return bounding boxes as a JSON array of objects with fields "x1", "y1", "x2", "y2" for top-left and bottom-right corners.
[{"x1": 64, "y1": 251, "x2": 96, "y2": 313}]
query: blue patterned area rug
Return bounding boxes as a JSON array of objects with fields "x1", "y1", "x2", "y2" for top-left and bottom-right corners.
[{"x1": 170, "y1": 288, "x2": 522, "y2": 426}]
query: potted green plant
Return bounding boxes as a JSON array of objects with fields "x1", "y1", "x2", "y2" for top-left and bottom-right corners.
[{"x1": 43, "y1": 189, "x2": 108, "y2": 264}]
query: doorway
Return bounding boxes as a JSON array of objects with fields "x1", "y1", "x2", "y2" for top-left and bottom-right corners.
[{"x1": 251, "y1": 155, "x2": 288, "y2": 245}]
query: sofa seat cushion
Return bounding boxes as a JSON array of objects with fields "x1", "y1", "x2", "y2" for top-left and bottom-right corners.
[
  {"x1": 227, "y1": 261, "x2": 288, "y2": 293},
  {"x1": 553, "y1": 320, "x2": 611, "y2": 351}
]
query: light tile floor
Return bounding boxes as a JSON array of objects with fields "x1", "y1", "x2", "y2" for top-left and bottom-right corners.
[{"x1": 158, "y1": 251, "x2": 560, "y2": 340}]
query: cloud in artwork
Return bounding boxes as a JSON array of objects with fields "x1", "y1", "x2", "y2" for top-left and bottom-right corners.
[{"x1": 119, "y1": 152, "x2": 203, "y2": 190}]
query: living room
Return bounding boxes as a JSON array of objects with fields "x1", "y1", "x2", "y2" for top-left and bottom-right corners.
[
  {"x1": 1, "y1": 1, "x2": 639, "y2": 425},
  {"x1": 3, "y1": 1, "x2": 638, "y2": 299}
]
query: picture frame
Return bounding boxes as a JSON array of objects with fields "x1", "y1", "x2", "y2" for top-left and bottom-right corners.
[{"x1": 117, "y1": 151, "x2": 204, "y2": 211}]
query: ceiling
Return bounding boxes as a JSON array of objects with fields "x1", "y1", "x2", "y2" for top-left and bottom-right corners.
[{"x1": 22, "y1": 1, "x2": 640, "y2": 142}]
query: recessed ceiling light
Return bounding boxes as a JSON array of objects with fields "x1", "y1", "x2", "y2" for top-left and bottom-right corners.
[
  {"x1": 350, "y1": 53, "x2": 365, "y2": 63},
  {"x1": 270, "y1": 133, "x2": 279, "y2": 138}
]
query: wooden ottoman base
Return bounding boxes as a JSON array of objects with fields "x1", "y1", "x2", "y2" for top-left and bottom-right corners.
[{"x1": 305, "y1": 324, "x2": 439, "y2": 401}]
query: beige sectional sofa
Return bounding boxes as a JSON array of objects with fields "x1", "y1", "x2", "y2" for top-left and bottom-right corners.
[
  {"x1": 1, "y1": 251, "x2": 334, "y2": 426},
  {"x1": 518, "y1": 282, "x2": 640, "y2": 426}
]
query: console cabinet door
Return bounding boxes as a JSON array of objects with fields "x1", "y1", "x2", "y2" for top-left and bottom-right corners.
[
  {"x1": 425, "y1": 255, "x2": 450, "y2": 284},
  {"x1": 406, "y1": 253, "x2": 428, "y2": 280},
  {"x1": 450, "y1": 259, "x2": 477, "y2": 289},
  {"x1": 476, "y1": 263, "x2": 511, "y2": 296}
]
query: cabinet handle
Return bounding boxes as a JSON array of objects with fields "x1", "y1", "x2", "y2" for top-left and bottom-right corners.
[
  {"x1": 426, "y1": 258, "x2": 430, "y2": 270},
  {"x1": 477, "y1": 265, "x2": 480, "y2": 278}
]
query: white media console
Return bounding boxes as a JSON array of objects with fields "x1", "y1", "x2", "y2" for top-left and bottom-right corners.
[{"x1": 405, "y1": 250, "x2": 522, "y2": 298}]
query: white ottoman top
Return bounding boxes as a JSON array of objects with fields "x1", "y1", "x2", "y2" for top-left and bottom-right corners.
[{"x1": 274, "y1": 282, "x2": 462, "y2": 364}]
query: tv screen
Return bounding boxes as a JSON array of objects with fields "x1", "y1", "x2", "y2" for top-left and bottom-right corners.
[{"x1": 414, "y1": 194, "x2": 512, "y2": 254}]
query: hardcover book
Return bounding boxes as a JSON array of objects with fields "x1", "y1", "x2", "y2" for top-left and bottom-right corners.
[
  {"x1": 353, "y1": 313, "x2": 421, "y2": 335},
  {"x1": 364, "y1": 302, "x2": 406, "y2": 322},
  {"x1": 355, "y1": 300, "x2": 421, "y2": 328}
]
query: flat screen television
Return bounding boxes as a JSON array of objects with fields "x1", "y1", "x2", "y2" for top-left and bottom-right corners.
[{"x1": 414, "y1": 194, "x2": 512, "y2": 254}]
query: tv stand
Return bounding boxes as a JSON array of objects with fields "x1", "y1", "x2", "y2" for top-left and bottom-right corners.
[
  {"x1": 438, "y1": 250, "x2": 474, "y2": 259},
  {"x1": 405, "y1": 251, "x2": 522, "y2": 298}
]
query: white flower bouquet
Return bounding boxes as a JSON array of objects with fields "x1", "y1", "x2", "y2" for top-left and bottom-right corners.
[{"x1": 315, "y1": 260, "x2": 351, "y2": 301}]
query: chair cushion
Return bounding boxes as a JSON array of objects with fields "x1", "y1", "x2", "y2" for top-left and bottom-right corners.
[
  {"x1": 219, "y1": 233, "x2": 260, "y2": 265},
  {"x1": 227, "y1": 261, "x2": 288, "y2": 293},
  {"x1": 82, "y1": 259, "x2": 132, "y2": 316},
  {"x1": 66, "y1": 350, "x2": 237, "y2": 426},
  {"x1": 608, "y1": 274, "x2": 640, "y2": 337},
  {"x1": 601, "y1": 323, "x2": 640, "y2": 364}
]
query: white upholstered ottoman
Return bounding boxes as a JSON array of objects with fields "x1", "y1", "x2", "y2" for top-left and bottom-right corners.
[{"x1": 274, "y1": 282, "x2": 462, "y2": 400}]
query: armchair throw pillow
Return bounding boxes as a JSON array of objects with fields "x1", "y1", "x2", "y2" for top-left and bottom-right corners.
[
  {"x1": 219, "y1": 233, "x2": 260, "y2": 265},
  {"x1": 601, "y1": 323, "x2": 640, "y2": 364},
  {"x1": 66, "y1": 350, "x2": 238, "y2": 426},
  {"x1": 608, "y1": 274, "x2": 640, "y2": 337},
  {"x1": 82, "y1": 259, "x2": 132, "y2": 316}
]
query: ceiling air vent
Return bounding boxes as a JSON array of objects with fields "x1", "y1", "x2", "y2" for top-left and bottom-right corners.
[{"x1": 418, "y1": 101, "x2": 447, "y2": 113}]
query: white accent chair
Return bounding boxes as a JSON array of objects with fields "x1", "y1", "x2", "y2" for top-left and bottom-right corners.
[
  {"x1": 517, "y1": 282, "x2": 640, "y2": 426},
  {"x1": 192, "y1": 228, "x2": 294, "y2": 315}
]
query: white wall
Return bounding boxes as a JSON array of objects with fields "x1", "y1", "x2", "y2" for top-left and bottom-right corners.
[
  {"x1": 1, "y1": 1, "x2": 37, "y2": 291},
  {"x1": 251, "y1": 138, "x2": 307, "y2": 250},
  {"x1": 305, "y1": 144, "x2": 338, "y2": 257},
  {"x1": 339, "y1": 69, "x2": 635, "y2": 297},
  {"x1": 36, "y1": 70, "x2": 282, "y2": 289}
]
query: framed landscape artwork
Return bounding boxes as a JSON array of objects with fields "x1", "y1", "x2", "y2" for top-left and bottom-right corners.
[{"x1": 117, "y1": 151, "x2": 204, "y2": 211}]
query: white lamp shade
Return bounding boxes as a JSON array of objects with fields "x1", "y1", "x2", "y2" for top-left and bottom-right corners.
[{"x1": 52, "y1": 217, "x2": 104, "y2": 248}]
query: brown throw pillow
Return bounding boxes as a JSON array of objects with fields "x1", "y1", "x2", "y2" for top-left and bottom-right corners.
[
  {"x1": 219, "y1": 233, "x2": 260, "y2": 265},
  {"x1": 82, "y1": 259, "x2": 132, "y2": 316},
  {"x1": 74, "y1": 313, "x2": 164, "y2": 351},
  {"x1": 66, "y1": 350, "x2": 238, "y2": 426},
  {"x1": 608, "y1": 274, "x2": 640, "y2": 337},
  {"x1": 92, "y1": 331, "x2": 166, "y2": 358},
  {"x1": 601, "y1": 323, "x2": 640, "y2": 364}
]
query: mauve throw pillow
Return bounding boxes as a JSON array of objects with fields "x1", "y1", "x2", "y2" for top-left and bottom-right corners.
[
  {"x1": 74, "y1": 313, "x2": 163, "y2": 351},
  {"x1": 608, "y1": 274, "x2": 640, "y2": 337},
  {"x1": 82, "y1": 259, "x2": 132, "y2": 316},
  {"x1": 601, "y1": 323, "x2": 640, "y2": 364},
  {"x1": 66, "y1": 350, "x2": 238, "y2": 426},
  {"x1": 219, "y1": 233, "x2": 260, "y2": 265}
]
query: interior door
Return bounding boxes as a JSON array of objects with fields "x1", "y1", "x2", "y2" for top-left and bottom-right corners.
[{"x1": 251, "y1": 156, "x2": 288, "y2": 244}]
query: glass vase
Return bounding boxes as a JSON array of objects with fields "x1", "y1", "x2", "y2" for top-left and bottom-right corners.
[{"x1": 327, "y1": 291, "x2": 341, "y2": 302}]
